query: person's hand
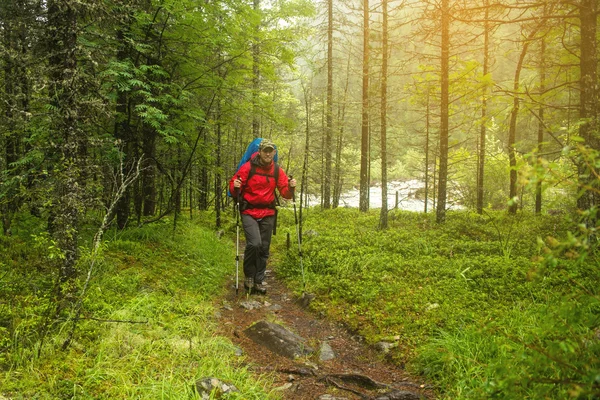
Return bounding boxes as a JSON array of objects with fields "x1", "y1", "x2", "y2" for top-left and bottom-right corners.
[
  {"x1": 289, "y1": 178, "x2": 297, "y2": 188},
  {"x1": 233, "y1": 177, "x2": 242, "y2": 189}
]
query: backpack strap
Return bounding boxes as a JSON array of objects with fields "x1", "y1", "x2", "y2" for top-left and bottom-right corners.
[{"x1": 248, "y1": 159, "x2": 280, "y2": 183}]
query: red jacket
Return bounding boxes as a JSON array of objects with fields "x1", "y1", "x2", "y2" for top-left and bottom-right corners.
[{"x1": 229, "y1": 155, "x2": 293, "y2": 219}]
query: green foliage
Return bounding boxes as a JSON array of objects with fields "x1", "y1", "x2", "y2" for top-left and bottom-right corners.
[
  {"x1": 276, "y1": 208, "x2": 598, "y2": 399},
  {"x1": 0, "y1": 216, "x2": 278, "y2": 399}
]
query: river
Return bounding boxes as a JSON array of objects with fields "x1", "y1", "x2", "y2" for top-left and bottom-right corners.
[{"x1": 304, "y1": 179, "x2": 441, "y2": 212}]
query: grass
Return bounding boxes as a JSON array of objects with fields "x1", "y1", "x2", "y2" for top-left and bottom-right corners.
[
  {"x1": 0, "y1": 214, "x2": 280, "y2": 399},
  {"x1": 2, "y1": 207, "x2": 598, "y2": 399},
  {"x1": 274, "y1": 207, "x2": 600, "y2": 399}
]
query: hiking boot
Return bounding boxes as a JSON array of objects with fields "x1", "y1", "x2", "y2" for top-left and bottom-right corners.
[
  {"x1": 253, "y1": 282, "x2": 267, "y2": 295},
  {"x1": 244, "y1": 277, "x2": 254, "y2": 293}
]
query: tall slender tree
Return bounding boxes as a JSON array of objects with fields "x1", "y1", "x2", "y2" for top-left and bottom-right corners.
[
  {"x1": 535, "y1": 35, "x2": 546, "y2": 214},
  {"x1": 359, "y1": 0, "x2": 370, "y2": 212},
  {"x1": 379, "y1": 0, "x2": 389, "y2": 228},
  {"x1": 252, "y1": 0, "x2": 261, "y2": 138},
  {"x1": 476, "y1": 0, "x2": 490, "y2": 215},
  {"x1": 323, "y1": 0, "x2": 333, "y2": 209},
  {"x1": 436, "y1": 0, "x2": 450, "y2": 223},
  {"x1": 46, "y1": 0, "x2": 87, "y2": 285}
]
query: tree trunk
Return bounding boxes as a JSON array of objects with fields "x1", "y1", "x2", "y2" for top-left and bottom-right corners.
[
  {"x1": 333, "y1": 53, "x2": 351, "y2": 209},
  {"x1": 252, "y1": 0, "x2": 261, "y2": 138},
  {"x1": 114, "y1": 23, "x2": 134, "y2": 230},
  {"x1": 359, "y1": 0, "x2": 370, "y2": 212},
  {"x1": 133, "y1": 142, "x2": 143, "y2": 225},
  {"x1": 142, "y1": 127, "x2": 157, "y2": 216},
  {"x1": 436, "y1": 0, "x2": 449, "y2": 223},
  {"x1": 535, "y1": 36, "x2": 545, "y2": 215},
  {"x1": 321, "y1": 110, "x2": 325, "y2": 208},
  {"x1": 47, "y1": 0, "x2": 83, "y2": 284},
  {"x1": 476, "y1": 0, "x2": 489, "y2": 215},
  {"x1": 300, "y1": 82, "x2": 312, "y2": 239},
  {"x1": 215, "y1": 100, "x2": 223, "y2": 228},
  {"x1": 424, "y1": 88, "x2": 430, "y2": 213},
  {"x1": 199, "y1": 129, "x2": 209, "y2": 211},
  {"x1": 323, "y1": 0, "x2": 333, "y2": 209},
  {"x1": 379, "y1": 0, "x2": 389, "y2": 229}
]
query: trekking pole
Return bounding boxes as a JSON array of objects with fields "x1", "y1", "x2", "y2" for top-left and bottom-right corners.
[
  {"x1": 235, "y1": 176, "x2": 241, "y2": 295},
  {"x1": 290, "y1": 176, "x2": 306, "y2": 290}
]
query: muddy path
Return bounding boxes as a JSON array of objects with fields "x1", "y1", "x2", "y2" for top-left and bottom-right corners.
[{"x1": 216, "y1": 267, "x2": 435, "y2": 400}]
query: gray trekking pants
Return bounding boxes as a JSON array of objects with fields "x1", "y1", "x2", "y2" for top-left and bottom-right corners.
[{"x1": 241, "y1": 214, "x2": 275, "y2": 284}]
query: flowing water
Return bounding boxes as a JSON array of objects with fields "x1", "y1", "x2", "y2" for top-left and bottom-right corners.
[{"x1": 304, "y1": 179, "x2": 438, "y2": 212}]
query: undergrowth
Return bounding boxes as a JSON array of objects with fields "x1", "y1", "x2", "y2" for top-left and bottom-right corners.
[
  {"x1": 275, "y1": 208, "x2": 599, "y2": 399},
  {"x1": 0, "y1": 214, "x2": 278, "y2": 399}
]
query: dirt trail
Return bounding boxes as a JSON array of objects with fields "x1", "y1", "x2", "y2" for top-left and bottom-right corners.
[{"x1": 216, "y1": 268, "x2": 434, "y2": 399}]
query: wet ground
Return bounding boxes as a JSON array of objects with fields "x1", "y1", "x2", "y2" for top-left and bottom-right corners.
[{"x1": 216, "y1": 268, "x2": 434, "y2": 400}]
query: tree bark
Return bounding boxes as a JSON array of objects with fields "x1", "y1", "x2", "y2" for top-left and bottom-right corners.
[
  {"x1": 379, "y1": 0, "x2": 389, "y2": 229},
  {"x1": 436, "y1": 0, "x2": 449, "y2": 223},
  {"x1": 535, "y1": 35, "x2": 545, "y2": 215},
  {"x1": 252, "y1": 0, "x2": 261, "y2": 138},
  {"x1": 323, "y1": 0, "x2": 333, "y2": 209},
  {"x1": 300, "y1": 82, "x2": 311, "y2": 238},
  {"x1": 199, "y1": 129, "x2": 209, "y2": 211},
  {"x1": 359, "y1": 0, "x2": 370, "y2": 212},
  {"x1": 215, "y1": 100, "x2": 223, "y2": 228},
  {"x1": 476, "y1": 0, "x2": 489, "y2": 215},
  {"x1": 142, "y1": 126, "x2": 157, "y2": 216},
  {"x1": 114, "y1": 21, "x2": 134, "y2": 230},
  {"x1": 424, "y1": 89, "x2": 430, "y2": 213},
  {"x1": 47, "y1": 0, "x2": 83, "y2": 284},
  {"x1": 333, "y1": 53, "x2": 351, "y2": 209}
]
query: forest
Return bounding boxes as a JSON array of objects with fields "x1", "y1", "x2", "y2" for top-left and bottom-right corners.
[{"x1": 0, "y1": 0, "x2": 598, "y2": 398}]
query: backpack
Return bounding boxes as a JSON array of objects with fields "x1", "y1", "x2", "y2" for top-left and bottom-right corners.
[{"x1": 227, "y1": 138, "x2": 279, "y2": 197}]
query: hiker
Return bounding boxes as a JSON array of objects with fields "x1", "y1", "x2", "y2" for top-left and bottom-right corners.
[{"x1": 230, "y1": 139, "x2": 296, "y2": 295}]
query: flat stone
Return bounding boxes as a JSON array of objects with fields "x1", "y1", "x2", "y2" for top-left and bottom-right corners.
[
  {"x1": 267, "y1": 304, "x2": 283, "y2": 312},
  {"x1": 233, "y1": 346, "x2": 244, "y2": 356},
  {"x1": 273, "y1": 382, "x2": 294, "y2": 391},
  {"x1": 195, "y1": 377, "x2": 239, "y2": 399},
  {"x1": 374, "y1": 341, "x2": 398, "y2": 353},
  {"x1": 244, "y1": 320, "x2": 314, "y2": 359},
  {"x1": 240, "y1": 300, "x2": 263, "y2": 310},
  {"x1": 297, "y1": 292, "x2": 316, "y2": 308},
  {"x1": 319, "y1": 341, "x2": 335, "y2": 361}
]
